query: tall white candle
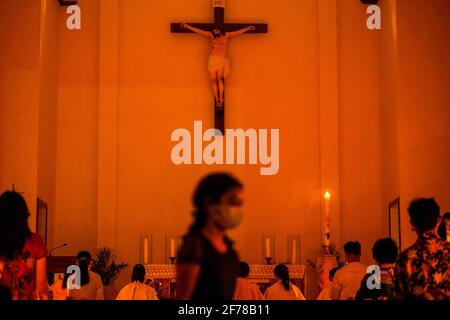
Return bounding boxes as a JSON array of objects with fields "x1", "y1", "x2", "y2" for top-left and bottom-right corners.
[
  {"x1": 170, "y1": 238, "x2": 176, "y2": 258},
  {"x1": 324, "y1": 192, "x2": 331, "y2": 247},
  {"x1": 292, "y1": 239, "x2": 297, "y2": 264},
  {"x1": 265, "y1": 238, "x2": 271, "y2": 258},
  {"x1": 143, "y1": 238, "x2": 149, "y2": 264}
]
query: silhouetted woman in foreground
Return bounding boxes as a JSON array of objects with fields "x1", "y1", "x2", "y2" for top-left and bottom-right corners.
[{"x1": 176, "y1": 173, "x2": 244, "y2": 300}]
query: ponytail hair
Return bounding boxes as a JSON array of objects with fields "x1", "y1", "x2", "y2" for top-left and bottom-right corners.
[
  {"x1": 75, "y1": 251, "x2": 93, "y2": 287},
  {"x1": 61, "y1": 258, "x2": 90, "y2": 289},
  {"x1": 78, "y1": 258, "x2": 90, "y2": 286},
  {"x1": 188, "y1": 173, "x2": 243, "y2": 234},
  {"x1": 274, "y1": 264, "x2": 291, "y2": 291}
]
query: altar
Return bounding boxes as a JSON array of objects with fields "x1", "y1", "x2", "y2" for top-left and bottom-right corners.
[{"x1": 145, "y1": 264, "x2": 306, "y2": 299}]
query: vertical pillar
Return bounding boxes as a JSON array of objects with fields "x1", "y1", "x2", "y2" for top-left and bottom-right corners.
[
  {"x1": 315, "y1": 0, "x2": 342, "y2": 292},
  {"x1": 97, "y1": 0, "x2": 119, "y2": 249},
  {"x1": 318, "y1": 0, "x2": 341, "y2": 250}
]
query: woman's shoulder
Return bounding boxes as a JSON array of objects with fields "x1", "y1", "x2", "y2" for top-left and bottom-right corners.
[
  {"x1": 291, "y1": 282, "x2": 301, "y2": 290},
  {"x1": 267, "y1": 281, "x2": 280, "y2": 291},
  {"x1": 28, "y1": 233, "x2": 44, "y2": 244},
  {"x1": 89, "y1": 271, "x2": 103, "y2": 284},
  {"x1": 178, "y1": 233, "x2": 207, "y2": 264},
  {"x1": 25, "y1": 233, "x2": 48, "y2": 258},
  {"x1": 181, "y1": 232, "x2": 210, "y2": 249}
]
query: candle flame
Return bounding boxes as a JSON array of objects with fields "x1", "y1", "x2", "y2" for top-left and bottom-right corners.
[{"x1": 324, "y1": 191, "x2": 331, "y2": 200}]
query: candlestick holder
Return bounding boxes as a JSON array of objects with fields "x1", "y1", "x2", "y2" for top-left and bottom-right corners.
[
  {"x1": 287, "y1": 234, "x2": 301, "y2": 265},
  {"x1": 165, "y1": 234, "x2": 180, "y2": 265},
  {"x1": 262, "y1": 234, "x2": 276, "y2": 265},
  {"x1": 140, "y1": 234, "x2": 153, "y2": 265}
]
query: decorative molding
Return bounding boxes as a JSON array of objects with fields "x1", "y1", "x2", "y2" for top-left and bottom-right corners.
[{"x1": 144, "y1": 264, "x2": 305, "y2": 281}]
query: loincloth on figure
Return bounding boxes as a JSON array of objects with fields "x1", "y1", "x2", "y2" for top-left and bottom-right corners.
[{"x1": 208, "y1": 55, "x2": 230, "y2": 77}]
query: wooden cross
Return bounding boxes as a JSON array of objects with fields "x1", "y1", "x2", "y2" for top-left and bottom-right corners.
[
  {"x1": 171, "y1": 1, "x2": 268, "y2": 135},
  {"x1": 11, "y1": 184, "x2": 24, "y2": 194}
]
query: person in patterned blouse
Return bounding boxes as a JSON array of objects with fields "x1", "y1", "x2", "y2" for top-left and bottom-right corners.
[
  {"x1": 395, "y1": 198, "x2": 450, "y2": 300},
  {"x1": 356, "y1": 238, "x2": 398, "y2": 300}
]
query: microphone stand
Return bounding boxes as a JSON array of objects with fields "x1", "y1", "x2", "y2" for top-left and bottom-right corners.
[{"x1": 48, "y1": 243, "x2": 68, "y2": 256}]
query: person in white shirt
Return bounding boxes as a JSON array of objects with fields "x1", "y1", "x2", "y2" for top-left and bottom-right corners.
[
  {"x1": 67, "y1": 251, "x2": 104, "y2": 300},
  {"x1": 317, "y1": 267, "x2": 339, "y2": 300},
  {"x1": 234, "y1": 262, "x2": 265, "y2": 300},
  {"x1": 116, "y1": 264, "x2": 158, "y2": 300},
  {"x1": 264, "y1": 264, "x2": 306, "y2": 300},
  {"x1": 50, "y1": 275, "x2": 68, "y2": 300},
  {"x1": 330, "y1": 241, "x2": 367, "y2": 300}
]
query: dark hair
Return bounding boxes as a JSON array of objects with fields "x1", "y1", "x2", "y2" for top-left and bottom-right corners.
[
  {"x1": 343, "y1": 241, "x2": 361, "y2": 256},
  {"x1": 211, "y1": 27, "x2": 225, "y2": 38},
  {"x1": 371, "y1": 238, "x2": 398, "y2": 264},
  {"x1": 76, "y1": 251, "x2": 92, "y2": 286},
  {"x1": 76, "y1": 251, "x2": 92, "y2": 260},
  {"x1": 61, "y1": 256, "x2": 90, "y2": 289},
  {"x1": 188, "y1": 173, "x2": 243, "y2": 234},
  {"x1": 0, "y1": 192, "x2": 32, "y2": 260},
  {"x1": 131, "y1": 264, "x2": 146, "y2": 283},
  {"x1": 274, "y1": 264, "x2": 291, "y2": 291},
  {"x1": 62, "y1": 265, "x2": 74, "y2": 289},
  {"x1": 238, "y1": 262, "x2": 250, "y2": 278},
  {"x1": 408, "y1": 198, "x2": 440, "y2": 233},
  {"x1": 329, "y1": 267, "x2": 340, "y2": 280},
  {"x1": 437, "y1": 212, "x2": 450, "y2": 240}
]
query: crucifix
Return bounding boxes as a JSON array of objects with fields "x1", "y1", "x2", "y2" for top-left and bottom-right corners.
[
  {"x1": 171, "y1": 0, "x2": 268, "y2": 135},
  {"x1": 11, "y1": 183, "x2": 24, "y2": 194}
]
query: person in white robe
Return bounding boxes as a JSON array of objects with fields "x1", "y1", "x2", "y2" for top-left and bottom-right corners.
[
  {"x1": 264, "y1": 264, "x2": 305, "y2": 300},
  {"x1": 234, "y1": 262, "x2": 265, "y2": 300},
  {"x1": 116, "y1": 264, "x2": 158, "y2": 300},
  {"x1": 317, "y1": 267, "x2": 340, "y2": 300},
  {"x1": 330, "y1": 241, "x2": 367, "y2": 300}
]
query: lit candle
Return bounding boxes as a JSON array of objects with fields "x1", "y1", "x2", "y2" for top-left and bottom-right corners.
[
  {"x1": 292, "y1": 239, "x2": 297, "y2": 264},
  {"x1": 170, "y1": 238, "x2": 176, "y2": 258},
  {"x1": 265, "y1": 238, "x2": 271, "y2": 258},
  {"x1": 324, "y1": 192, "x2": 331, "y2": 247},
  {"x1": 324, "y1": 192, "x2": 331, "y2": 214},
  {"x1": 143, "y1": 238, "x2": 148, "y2": 264}
]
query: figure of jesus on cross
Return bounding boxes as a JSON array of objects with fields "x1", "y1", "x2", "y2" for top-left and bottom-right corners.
[
  {"x1": 180, "y1": 23, "x2": 256, "y2": 109},
  {"x1": 171, "y1": 1, "x2": 268, "y2": 134}
]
